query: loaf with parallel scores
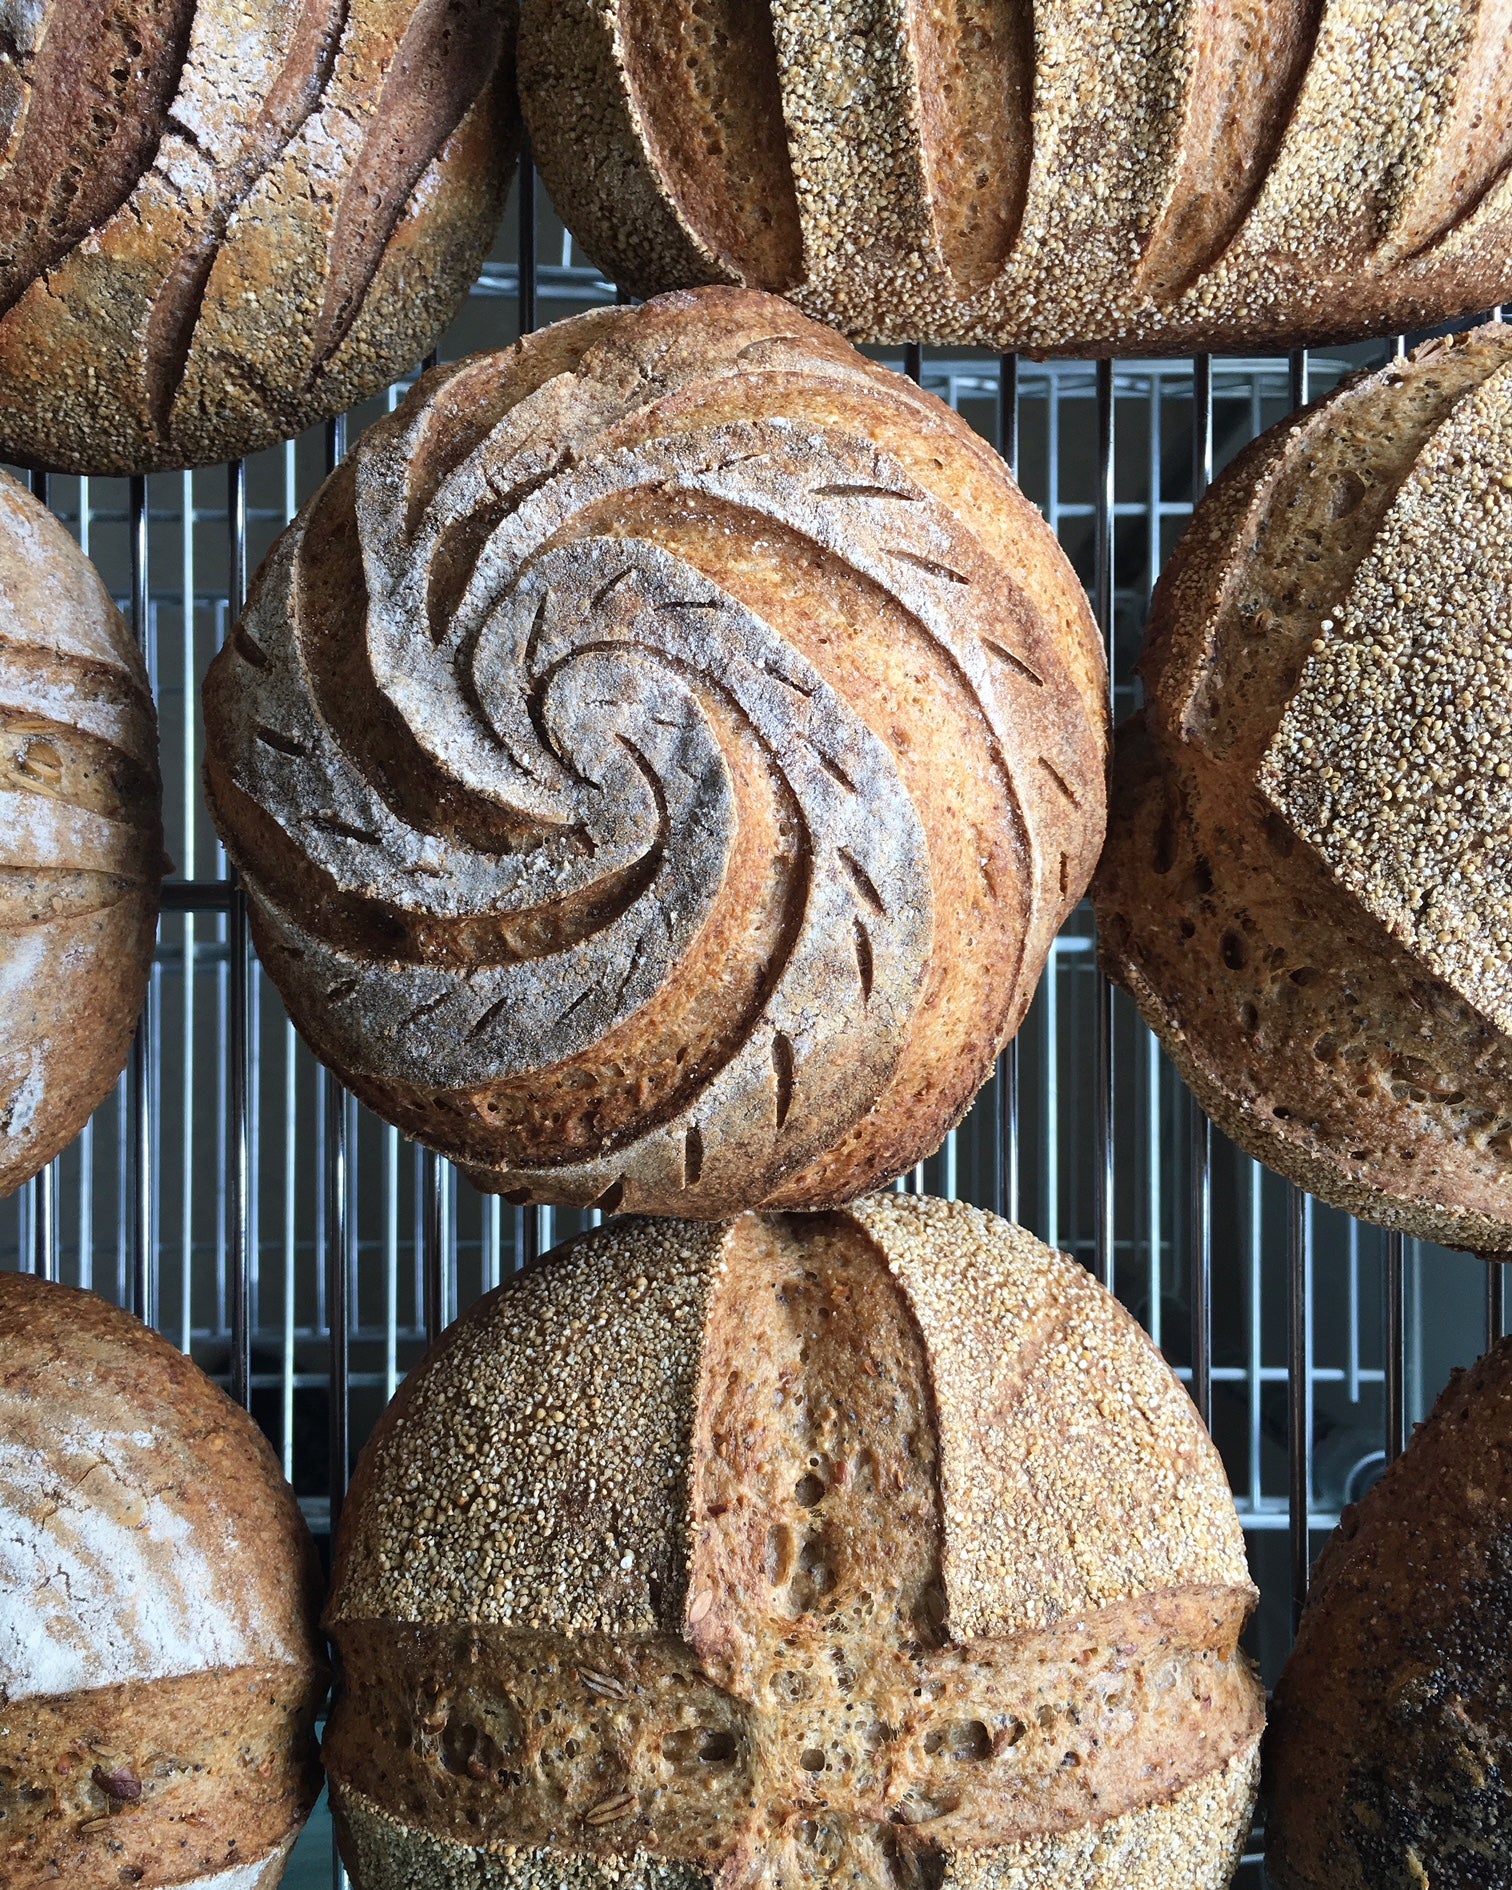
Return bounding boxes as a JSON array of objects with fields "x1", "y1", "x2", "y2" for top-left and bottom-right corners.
[
  {"x1": 520, "y1": 0, "x2": 1512, "y2": 355},
  {"x1": 325, "y1": 1192, "x2": 1264, "y2": 1890},
  {"x1": 202, "y1": 288, "x2": 1107, "y2": 1218},
  {"x1": 1267, "y1": 1335, "x2": 1512, "y2": 1888},
  {"x1": 0, "y1": 1271, "x2": 326, "y2": 1890},
  {"x1": 1095, "y1": 323, "x2": 1512, "y2": 1252},
  {"x1": 0, "y1": 0, "x2": 517, "y2": 475},
  {"x1": 0, "y1": 470, "x2": 162, "y2": 1196}
]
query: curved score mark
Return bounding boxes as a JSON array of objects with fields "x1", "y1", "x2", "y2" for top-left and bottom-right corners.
[
  {"x1": 1386, "y1": 0, "x2": 1512, "y2": 259},
  {"x1": 145, "y1": 0, "x2": 350, "y2": 436},
  {"x1": 0, "y1": 0, "x2": 198, "y2": 317},
  {"x1": 772, "y1": 1030, "x2": 795, "y2": 1128},
  {"x1": 911, "y1": 0, "x2": 1033, "y2": 290},
  {"x1": 308, "y1": 0, "x2": 508, "y2": 379},
  {"x1": 1136, "y1": 0, "x2": 1322, "y2": 303},
  {"x1": 617, "y1": 0, "x2": 802, "y2": 289}
]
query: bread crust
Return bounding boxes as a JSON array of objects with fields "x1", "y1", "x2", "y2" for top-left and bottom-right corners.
[
  {"x1": 1267, "y1": 1336, "x2": 1512, "y2": 1888},
  {"x1": 326, "y1": 1195, "x2": 1261, "y2": 1890},
  {"x1": 1095, "y1": 324, "x2": 1512, "y2": 1250},
  {"x1": 0, "y1": 0, "x2": 518, "y2": 475},
  {"x1": 0, "y1": 1272, "x2": 327, "y2": 1887},
  {"x1": 521, "y1": 0, "x2": 1512, "y2": 353},
  {"x1": 0, "y1": 469, "x2": 162, "y2": 1195},
  {"x1": 203, "y1": 288, "x2": 1106, "y2": 1217}
]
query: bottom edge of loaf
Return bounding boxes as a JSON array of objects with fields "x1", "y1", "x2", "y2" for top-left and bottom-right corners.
[{"x1": 329, "y1": 1737, "x2": 1260, "y2": 1890}]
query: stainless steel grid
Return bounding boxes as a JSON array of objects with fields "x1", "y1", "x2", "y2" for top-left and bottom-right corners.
[{"x1": 4, "y1": 168, "x2": 1509, "y2": 1888}]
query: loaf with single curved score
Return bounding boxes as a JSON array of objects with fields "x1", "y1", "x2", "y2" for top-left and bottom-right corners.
[
  {"x1": 0, "y1": 1271, "x2": 327, "y2": 1889},
  {"x1": 1094, "y1": 323, "x2": 1512, "y2": 1252},
  {"x1": 520, "y1": 0, "x2": 1512, "y2": 354},
  {"x1": 1267, "y1": 1334, "x2": 1512, "y2": 1888},
  {"x1": 0, "y1": 0, "x2": 517, "y2": 475},
  {"x1": 325, "y1": 1194, "x2": 1263, "y2": 1890},
  {"x1": 0, "y1": 469, "x2": 162, "y2": 1196},
  {"x1": 202, "y1": 289, "x2": 1106, "y2": 1217}
]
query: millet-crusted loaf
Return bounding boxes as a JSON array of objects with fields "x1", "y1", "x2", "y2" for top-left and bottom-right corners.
[
  {"x1": 325, "y1": 1192, "x2": 1264, "y2": 1890},
  {"x1": 1094, "y1": 323, "x2": 1512, "y2": 1251},
  {"x1": 0, "y1": 0, "x2": 517, "y2": 475},
  {"x1": 520, "y1": 0, "x2": 1512, "y2": 355},
  {"x1": 0, "y1": 470, "x2": 162, "y2": 1195},
  {"x1": 1267, "y1": 1335, "x2": 1512, "y2": 1888},
  {"x1": 202, "y1": 288, "x2": 1107, "y2": 1217},
  {"x1": 0, "y1": 1272, "x2": 327, "y2": 1889}
]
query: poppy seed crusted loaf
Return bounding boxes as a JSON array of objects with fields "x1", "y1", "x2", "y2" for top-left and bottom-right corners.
[
  {"x1": 325, "y1": 1193, "x2": 1264, "y2": 1890},
  {"x1": 0, "y1": 470, "x2": 162, "y2": 1195},
  {"x1": 202, "y1": 289, "x2": 1107, "y2": 1217},
  {"x1": 520, "y1": 0, "x2": 1512, "y2": 355},
  {"x1": 1094, "y1": 323, "x2": 1512, "y2": 1251},
  {"x1": 0, "y1": 0, "x2": 517, "y2": 475},
  {"x1": 0, "y1": 1272, "x2": 327, "y2": 1889},
  {"x1": 1267, "y1": 1335, "x2": 1512, "y2": 1888}
]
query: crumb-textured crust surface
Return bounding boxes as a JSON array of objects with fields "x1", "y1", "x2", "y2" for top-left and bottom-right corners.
[
  {"x1": 326, "y1": 1195, "x2": 1260, "y2": 1889},
  {"x1": 1267, "y1": 1336, "x2": 1512, "y2": 1888},
  {"x1": 520, "y1": 0, "x2": 1512, "y2": 354},
  {"x1": 1095, "y1": 324, "x2": 1512, "y2": 1250},
  {"x1": 203, "y1": 288, "x2": 1106, "y2": 1218},
  {"x1": 0, "y1": 468, "x2": 161, "y2": 1195},
  {"x1": 0, "y1": 1272, "x2": 326, "y2": 1887},
  {"x1": 0, "y1": 0, "x2": 518, "y2": 475}
]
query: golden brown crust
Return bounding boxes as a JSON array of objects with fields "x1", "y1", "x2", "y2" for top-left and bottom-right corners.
[
  {"x1": 0, "y1": 0, "x2": 518, "y2": 475},
  {"x1": 1095, "y1": 325, "x2": 1512, "y2": 1250},
  {"x1": 520, "y1": 0, "x2": 1512, "y2": 353},
  {"x1": 326, "y1": 1197, "x2": 1261, "y2": 1889},
  {"x1": 0, "y1": 469, "x2": 162, "y2": 1195},
  {"x1": 203, "y1": 289, "x2": 1105, "y2": 1218},
  {"x1": 1267, "y1": 1337, "x2": 1512, "y2": 1889}
]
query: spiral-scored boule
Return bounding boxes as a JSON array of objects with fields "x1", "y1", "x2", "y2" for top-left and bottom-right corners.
[{"x1": 204, "y1": 289, "x2": 1106, "y2": 1216}]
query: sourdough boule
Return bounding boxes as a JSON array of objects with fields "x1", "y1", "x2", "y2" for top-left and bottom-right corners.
[{"x1": 325, "y1": 1192, "x2": 1263, "y2": 1890}]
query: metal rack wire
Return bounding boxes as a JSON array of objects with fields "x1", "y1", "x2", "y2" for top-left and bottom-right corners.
[{"x1": 4, "y1": 169, "x2": 1509, "y2": 1889}]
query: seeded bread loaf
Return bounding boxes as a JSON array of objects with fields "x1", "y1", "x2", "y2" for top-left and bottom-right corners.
[
  {"x1": 1094, "y1": 323, "x2": 1512, "y2": 1251},
  {"x1": 520, "y1": 0, "x2": 1512, "y2": 355},
  {"x1": 325, "y1": 1192, "x2": 1264, "y2": 1890},
  {"x1": 0, "y1": 471, "x2": 162, "y2": 1195},
  {"x1": 1267, "y1": 1335, "x2": 1512, "y2": 1888},
  {"x1": 0, "y1": 1271, "x2": 326, "y2": 1889},
  {"x1": 0, "y1": 0, "x2": 517, "y2": 476},
  {"x1": 202, "y1": 289, "x2": 1107, "y2": 1217}
]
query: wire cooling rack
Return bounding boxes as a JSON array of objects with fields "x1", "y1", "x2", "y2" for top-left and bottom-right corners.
[{"x1": 4, "y1": 166, "x2": 1509, "y2": 1889}]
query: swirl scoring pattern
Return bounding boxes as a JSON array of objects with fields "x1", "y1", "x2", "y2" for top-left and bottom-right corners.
[{"x1": 204, "y1": 290, "x2": 1106, "y2": 1216}]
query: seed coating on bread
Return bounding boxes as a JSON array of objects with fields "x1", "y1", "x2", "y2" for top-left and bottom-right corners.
[
  {"x1": 203, "y1": 289, "x2": 1106, "y2": 1218},
  {"x1": 0, "y1": 470, "x2": 162, "y2": 1196},
  {"x1": 326, "y1": 1194, "x2": 1263, "y2": 1890},
  {"x1": 0, "y1": 1272, "x2": 326, "y2": 1889},
  {"x1": 1267, "y1": 1335, "x2": 1512, "y2": 1888},
  {"x1": 1095, "y1": 323, "x2": 1512, "y2": 1251},
  {"x1": 0, "y1": 0, "x2": 517, "y2": 475},
  {"x1": 520, "y1": 0, "x2": 1512, "y2": 354}
]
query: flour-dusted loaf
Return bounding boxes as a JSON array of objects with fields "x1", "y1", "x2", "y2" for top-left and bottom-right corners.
[
  {"x1": 520, "y1": 0, "x2": 1512, "y2": 355},
  {"x1": 325, "y1": 1193, "x2": 1264, "y2": 1890},
  {"x1": 202, "y1": 289, "x2": 1106, "y2": 1217},
  {"x1": 1094, "y1": 323, "x2": 1512, "y2": 1251},
  {"x1": 1268, "y1": 1336, "x2": 1512, "y2": 1888},
  {"x1": 0, "y1": 1272, "x2": 326, "y2": 1889},
  {"x1": 0, "y1": 0, "x2": 517, "y2": 476},
  {"x1": 0, "y1": 472, "x2": 162, "y2": 1195}
]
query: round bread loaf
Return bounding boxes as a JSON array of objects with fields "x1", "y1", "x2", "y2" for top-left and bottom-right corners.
[
  {"x1": 1094, "y1": 323, "x2": 1512, "y2": 1252},
  {"x1": 1267, "y1": 1336, "x2": 1512, "y2": 1888},
  {"x1": 0, "y1": 0, "x2": 516, "y2": 476},
  {"x1": 201, "y1": 289, "x2": 1107, "y2": 1218},
  {"x1": 0, "y1": 471, "x2": 162, "y2": 1196},
  {"x1": 520, "y1": 0, "x2": 1512, "y2": 355},
  {"x1": 325, "y1": 1193, "x2": 1264, "y2": 1890},
  {"x1": 0, "y1": 1271, "x2": 326, "y2": 1889}
]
